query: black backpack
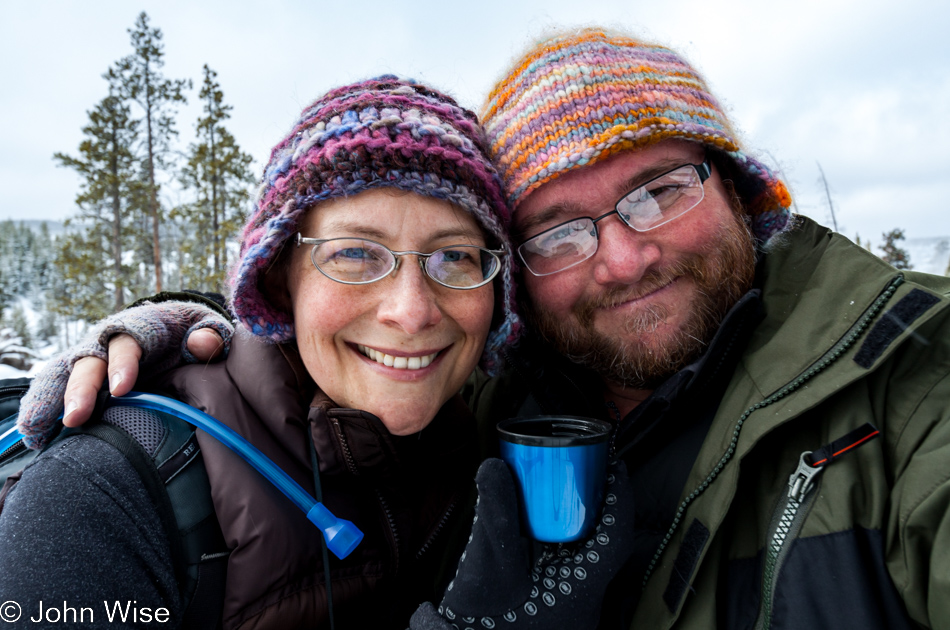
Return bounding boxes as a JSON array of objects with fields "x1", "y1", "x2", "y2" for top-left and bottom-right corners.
[{"x1": 0, "y1": 378, "x2": 228, "y2": 629}]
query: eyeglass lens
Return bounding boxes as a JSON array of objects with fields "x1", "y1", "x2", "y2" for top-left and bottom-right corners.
[
  {"x1": 519, "y1": 220, "x2": 598, "y2": 276},
  {"x1": 518, "y1": 163, "x2": 705, "y2": 276},
  {"x1": 311, "y1": 239, "x2": 498, "y2": 288},
  {"x1": 616, "y1": 165, "x2": 704, "y2": 230}
]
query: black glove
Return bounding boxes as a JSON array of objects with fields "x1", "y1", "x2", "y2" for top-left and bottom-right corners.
[{"x1": 410, "y1": 457, "x2": 636, "y2": 630}]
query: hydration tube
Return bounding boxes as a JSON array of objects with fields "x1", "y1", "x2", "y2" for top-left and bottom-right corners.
[
  {"x1": 2, "y1": 392, "x2": 364, "y2": 559},
  {"x1": 115, "y1": 391, "x2": 363, "y2": 559}
]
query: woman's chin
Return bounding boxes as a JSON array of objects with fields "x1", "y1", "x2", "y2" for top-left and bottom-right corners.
[{"x1": 376, "y1": 404, "x2": 441, "y2": 436}]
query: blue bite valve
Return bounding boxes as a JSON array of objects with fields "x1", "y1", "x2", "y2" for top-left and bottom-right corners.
[{"x1": 307, "y1": 503, "x2": 364, "y2": 559}]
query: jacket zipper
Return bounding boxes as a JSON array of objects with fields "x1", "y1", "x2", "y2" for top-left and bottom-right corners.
[
  {"x1": 0, "y1": 439, "x2": 26, "y2": 462},
  {"x1": 376, "y1": 488, "x2": 401, "y2": 575},
  {"x1": 329, "y1": 418, "x2": 403, "y2": 575},
  {"x1": 641, "y1": 275, "x2": 903, "y2": 589},
  {"x1": 0, "y1": 384, "x2": 31, "y2": 399},
  {"x1": 0, "y1": 382, "x2": 31, "y2": 461},
  {"x1": 754, "y1": 452, "x2": 824, "y2": 629},
  {"x1": 328, "y1": 418, "x2": 359, "y2": 476},
  {"x1": 415, "y1": 495, "x2": 458, "y2": 561}
]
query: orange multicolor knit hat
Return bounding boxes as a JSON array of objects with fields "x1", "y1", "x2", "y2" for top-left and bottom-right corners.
[{"x1": 480, "y1": 28, "x2": 792, "y2": 243}]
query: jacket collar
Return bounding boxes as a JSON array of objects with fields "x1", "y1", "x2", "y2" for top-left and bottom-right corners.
[
  {"x1": 307, "y1": 388, "x2": 476, "y2": 479},
  {"x1": 505, "y1": 269, "x2": 765, "y2": 430},
  {"x1": 743, "y1": 216, "x2": 947, "y2": 405}
]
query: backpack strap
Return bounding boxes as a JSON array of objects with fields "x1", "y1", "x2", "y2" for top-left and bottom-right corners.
[
  {"x1": 87, "y1": 405, "x2": 229, "y2": 630},
  {"x1": 68, "y1": 421, "x2": 188, "y2": 586},
  {"x1": 0, "y1": 380, "x2": 228, "y2": 630}
]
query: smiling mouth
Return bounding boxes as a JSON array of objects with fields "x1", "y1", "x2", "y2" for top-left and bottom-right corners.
[
  {"x1": 356, "y1": 344, "x2": 440, "y2": 370},
  {"x1": 596, "y1": 277, "x2": 677, "y2": 311}
]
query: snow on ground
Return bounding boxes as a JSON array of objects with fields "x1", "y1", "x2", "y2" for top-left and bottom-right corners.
[
  {"x1": 0, "y1": 363, "x2": 29, "y2": 379},
  {"x1": 1, "y1": 295, "x2": 75, "y2": 379}
]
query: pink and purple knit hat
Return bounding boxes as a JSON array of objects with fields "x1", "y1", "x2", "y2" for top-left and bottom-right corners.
[
  {"x1": 480, "y1": 28, "x2": 792, "y2": 243},
  {"x1": 230, "y1": 76, "x2": 521, "y2": 373}
]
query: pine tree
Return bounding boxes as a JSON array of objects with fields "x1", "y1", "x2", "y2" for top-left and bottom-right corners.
[
  {"x1": 880, "y1": 228, "x2": 912, "y2": 270},
  {"x1": 48, "y1": 230, "x2": 113, "y2": 325},
  {"x1": 35, "y1": 308, "x2": 60, "y2": 344},
  {"x1": 115, "y1": 12, "x2": 191, "y2": 292},
  {"x1": 0, "y1": 268, "x2": 9, "y2": 315},
  {"x1": 34, "y1": 222, "x2": 54, "y2": 295},
  {"x1": 0, "y1": 221, "x2": 58, "y2": 310},
  {"x1": 175, "y1": 65, "x2": 254, "y2": 292},
  {"x1": 0, "y1": 220, "x2": 15, "y2": 312},
  {"x1": 54, "y1": 83, "x2": 144, "y2": 314},
  {"x1": 9, "y1": 304, "x2": 33, "y2": 350},
  {"x1": 10, "y1": 222, "x2": 36, "y2": 296}
]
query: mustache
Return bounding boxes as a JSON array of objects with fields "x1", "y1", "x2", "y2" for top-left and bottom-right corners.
[{"x1": 573, "y1": 255, "x2": 707, "y2": 323}]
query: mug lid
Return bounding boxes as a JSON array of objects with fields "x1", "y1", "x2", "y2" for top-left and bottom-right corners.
[{"x1": 497, "y1": 415, "x2": 612, "y2": 447}]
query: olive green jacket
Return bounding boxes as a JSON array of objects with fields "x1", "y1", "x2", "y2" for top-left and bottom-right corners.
[{"x1": 469, "y1": 217, "x2": 950, "y2": 629}]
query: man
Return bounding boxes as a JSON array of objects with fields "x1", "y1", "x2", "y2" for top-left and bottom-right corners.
[
  {"x1": 17, "y1": 28, "x2": 950, "y2": 629},
  {"x1": 449, "y1": 29, "x2": 949, "y2": 629}
]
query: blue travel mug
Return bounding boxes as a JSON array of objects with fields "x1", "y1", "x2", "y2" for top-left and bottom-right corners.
[{"x1": 497, "y1": 416, "x2": 612, "y2": 543}]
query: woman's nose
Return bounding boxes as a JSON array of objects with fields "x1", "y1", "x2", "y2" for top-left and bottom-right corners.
[{"x1": 376, "y1": 258, "x2": 443, "y2": 333}]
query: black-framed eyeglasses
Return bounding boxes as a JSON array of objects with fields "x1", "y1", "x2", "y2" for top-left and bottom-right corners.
[
  {"x1": 517, "y1": 161, "x2": 711, "y2": 276},
  {"x1": 296, "y1": 235, "x2": 505, "y2": 290}
]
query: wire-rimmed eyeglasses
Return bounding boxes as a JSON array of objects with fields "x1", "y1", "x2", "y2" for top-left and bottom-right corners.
[
  {"x1": 517, "y1": 161, "x2": 711, "y2": 276},
  {"x1": 295, "y1": 234, "x2": 505, "y2": 290}
]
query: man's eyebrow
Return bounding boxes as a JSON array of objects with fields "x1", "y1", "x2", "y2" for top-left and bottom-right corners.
[
  {"x1": 616, "y1": 158, "x2": 691, "y2": 197},
  {"x1": 516, "y1": 201, "x2": 588, "y2": 240}
]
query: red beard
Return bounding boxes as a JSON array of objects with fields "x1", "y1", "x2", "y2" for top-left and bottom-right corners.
[{"x1": 525, "y1": 211, "x2": 757, "y2": 390}]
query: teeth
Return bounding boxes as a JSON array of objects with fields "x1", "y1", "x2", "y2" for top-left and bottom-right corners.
[{"x1": 357, "y1": 344, "x2": 439, "y2": 370}]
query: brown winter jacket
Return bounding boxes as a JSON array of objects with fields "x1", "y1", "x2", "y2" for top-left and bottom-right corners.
[{"x1": 158, "y1": 328, "x2": 479, "y2": 629}]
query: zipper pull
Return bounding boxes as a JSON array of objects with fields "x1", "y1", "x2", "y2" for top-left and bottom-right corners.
[{"x1": 787, "y1": 451, "x2": 823, "y2": 503}]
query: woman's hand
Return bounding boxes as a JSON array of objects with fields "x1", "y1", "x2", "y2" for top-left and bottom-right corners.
[
  {"x1": 63, "y1": 329, "x2": 225, "y2": 427},
  {"x1": 63, "y1": 334, "x2": 141, "y2": 426},
  {"x1": 16, "y1": 300, "x2": 231, "y2": 449}
]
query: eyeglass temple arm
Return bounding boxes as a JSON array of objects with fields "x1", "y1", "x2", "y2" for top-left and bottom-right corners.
[
  {"x1": 297, "y1": 234, "x2": 324, "y2": 247},
  {"x1": 696, "y1": 161, "x2": 712, "y2": 183}
]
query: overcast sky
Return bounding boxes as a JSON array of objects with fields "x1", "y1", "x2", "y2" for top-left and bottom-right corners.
[{"x1": 2, "y1": 0, "x2": 947, "y2": 247}]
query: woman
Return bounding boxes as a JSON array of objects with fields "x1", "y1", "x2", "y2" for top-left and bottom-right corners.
[{"x1": 0, "y1": 77, "x2": 519, "y2": 629}]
